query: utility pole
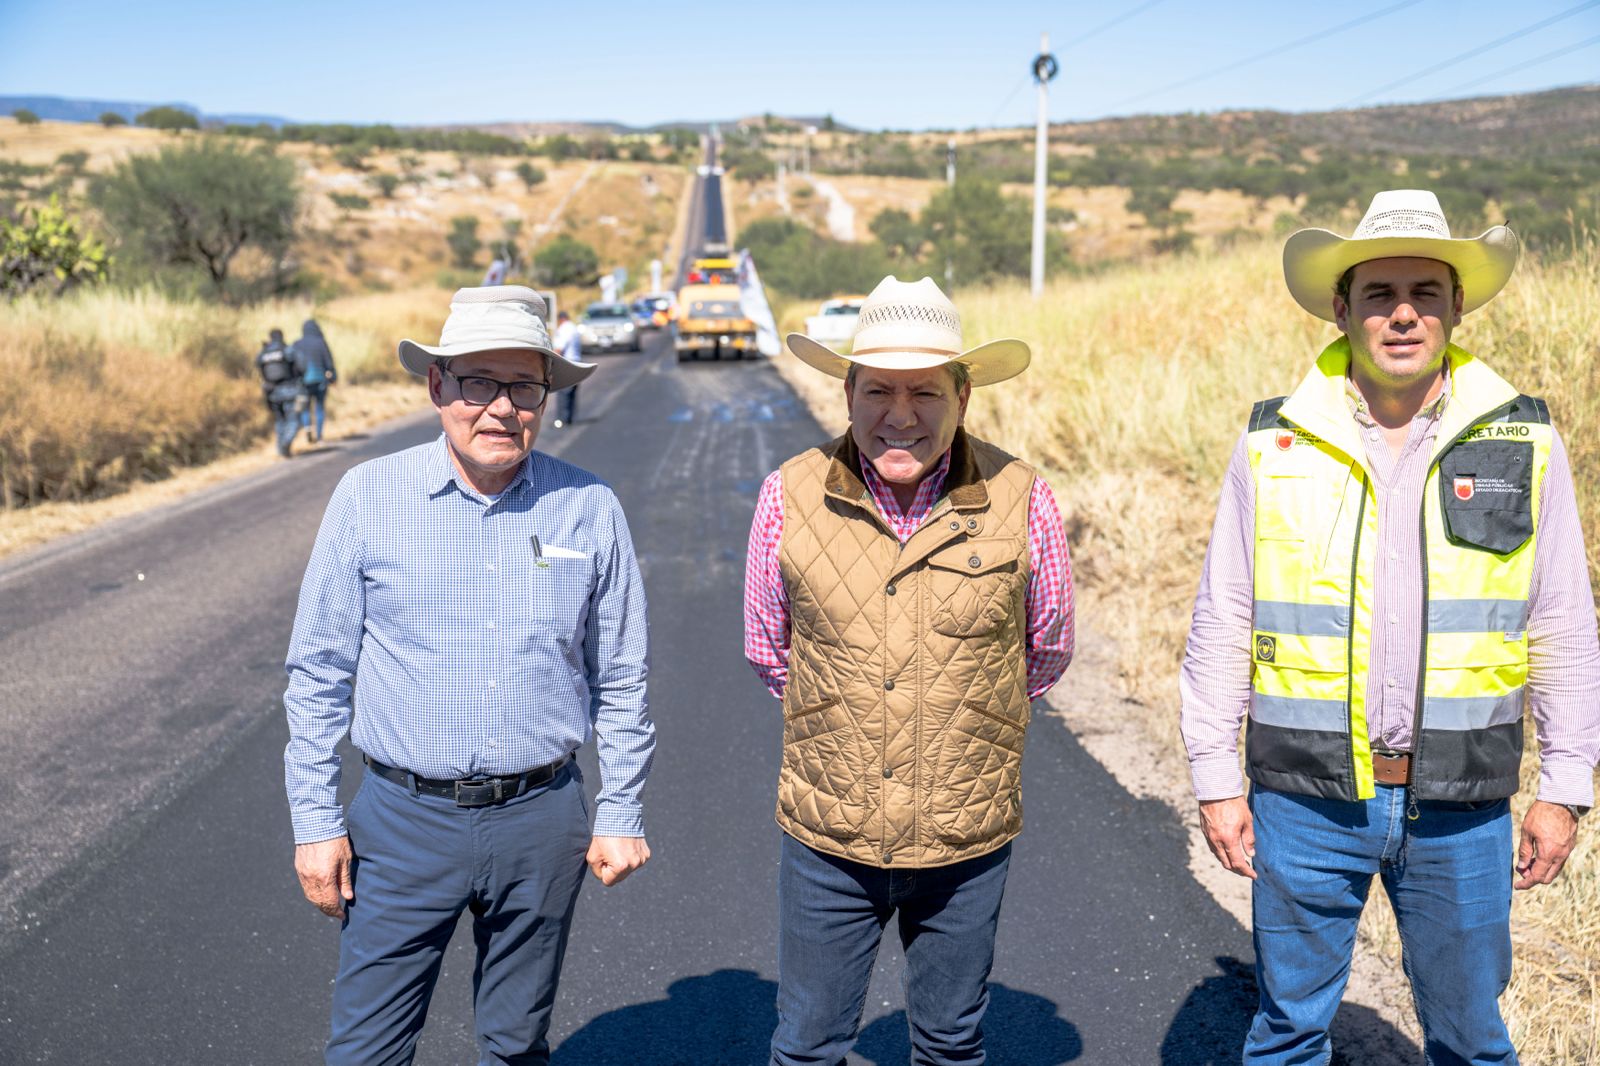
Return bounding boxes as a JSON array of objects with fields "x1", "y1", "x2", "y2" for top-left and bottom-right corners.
[
  {"x1": 1030, "y1": 33, "x2": 1059, "y2": 299},
  {"x1": 804, "y1": 125, "x2": 816, "y2": 176},
  {"x1": 945, "y1": 137, "x2": 956, "y2": 291}
]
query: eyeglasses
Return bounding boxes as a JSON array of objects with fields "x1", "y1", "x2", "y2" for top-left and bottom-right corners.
[{"x1": 441, "y1": 367, "x2": 550, "y2": 411}]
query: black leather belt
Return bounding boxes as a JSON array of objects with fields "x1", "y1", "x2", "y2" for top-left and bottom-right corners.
[{"x1": 363, "y1": 753, "x2": 570, "y2": 808}]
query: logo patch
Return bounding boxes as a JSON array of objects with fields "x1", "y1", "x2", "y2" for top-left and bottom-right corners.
[
  {"x1": 1454, "y1": 477, "x2": 1475, "y2": 501},
  {"x1": 1255, "y1": 634, "x2": 1277, "y2": 662},
  {"x1": 1275, "y1": 430, "x2": 1295, "y2": 451}
]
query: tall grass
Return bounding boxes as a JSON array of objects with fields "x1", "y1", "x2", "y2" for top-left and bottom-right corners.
[
  {"x1": 950, "y1": 237, "x2": 1600, "y2": 1060},
  {"x1": 0, "y1": 286, "x2": 449, "y2": 509}
]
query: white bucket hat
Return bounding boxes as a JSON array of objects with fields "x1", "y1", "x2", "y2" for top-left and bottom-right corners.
[
  {"x1": 398, "y1": 285, "x2": 595, "y2": 391},
  {"x1": 1283, "y1": 189, "x2": 1519, "y2": 322},
  {"x1": 785, "y1": 276, "x2": 1030, "y2": 387}
]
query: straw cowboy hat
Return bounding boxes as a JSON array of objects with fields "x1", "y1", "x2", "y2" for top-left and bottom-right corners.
[
  {"x1": 1283, "y1": 189, "x2": 1519, "y2": 322},
  {"x1": 398, "y1": 285, "x2": 595, "y2": 391},
  {"x1": 786, "y1": 276, "x2": 1030, "y2": 387}
]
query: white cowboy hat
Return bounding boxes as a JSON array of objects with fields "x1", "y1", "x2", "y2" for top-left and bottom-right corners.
[
  {"x1": 785, "y1": 276, "x2": 1030, "y2": 387},
  {"x1": 398, "y1": 285, "x2": 595, "y2": 391},
  {"x1": 1283, "y1": 189, "x2": 1519, "y2": 322}
]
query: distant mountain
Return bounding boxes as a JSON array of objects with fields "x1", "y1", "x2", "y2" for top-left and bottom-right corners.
[{"x1": 0, "y1": 94, "x2": 291, "y2": 128}]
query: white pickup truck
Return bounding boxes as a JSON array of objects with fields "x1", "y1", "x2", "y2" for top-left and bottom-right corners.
[{"x1": 802, "y1": 295, "x2": 866, "y2": 348}]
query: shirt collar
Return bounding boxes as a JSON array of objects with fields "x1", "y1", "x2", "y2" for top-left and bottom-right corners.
[
  {"x1": 426, "y1": 433, "x2": 534, "y2": 500},
  {"x1": 1345, "y1": 361, "x2": 1453, "y2": 427}
]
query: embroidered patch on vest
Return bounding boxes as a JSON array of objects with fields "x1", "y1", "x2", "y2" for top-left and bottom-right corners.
[
  {"x1": 1454, "y1": 476, "x2": 1474, "y2": 501},
  {"x1": 1275, "y1": 430, "x2": 1295, "y2": 451},
  {"x1": 1255, "y1": 634, "x2": 1277, "y2": 662}
]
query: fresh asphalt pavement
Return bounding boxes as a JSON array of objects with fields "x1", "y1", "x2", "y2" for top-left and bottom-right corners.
[{"x1": 0, "y1": 332, "x2": 1412, "y2": 1064}]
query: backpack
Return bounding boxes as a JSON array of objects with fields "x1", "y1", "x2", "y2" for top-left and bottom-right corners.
[{"x1": 259, "y1": 345, "x2": 294, "y2": 385}]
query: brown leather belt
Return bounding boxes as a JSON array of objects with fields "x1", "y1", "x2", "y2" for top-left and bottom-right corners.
[{"x1": 1371, "y1": 750, "x2": 1412, "y2": 786}]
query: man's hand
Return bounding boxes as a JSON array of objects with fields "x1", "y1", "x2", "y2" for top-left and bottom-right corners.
[
  {"x1": 1199, "y1": 796, "x2": 1257, "y2": 880},
  {"x1": 587, "y1": 836, "x2": 650, "y2": 886},
  {"x1": 295, "y1": 835, "x2": 355, "y2": 918},
  {"x1": 1515, "y1": 800, "x2": 1579, "y2": 890}
]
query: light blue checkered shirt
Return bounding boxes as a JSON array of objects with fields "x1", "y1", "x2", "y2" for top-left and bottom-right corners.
[{"x1": 283, "y1": 435, "x2": 653, "y2": 844}]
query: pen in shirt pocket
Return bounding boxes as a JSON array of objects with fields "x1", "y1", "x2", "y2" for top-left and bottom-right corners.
[{"x1": 531, "y1": 535, "x2": 550, "y2": 568}]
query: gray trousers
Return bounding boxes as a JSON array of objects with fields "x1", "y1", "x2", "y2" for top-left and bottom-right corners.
[{"x1": 326, "y1": 762, "x2": 589, "y2": 1066}]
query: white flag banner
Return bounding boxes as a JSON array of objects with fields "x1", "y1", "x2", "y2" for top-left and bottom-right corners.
[{"x1": 737, "y1": 250, "x2": 780, "y2": 358}]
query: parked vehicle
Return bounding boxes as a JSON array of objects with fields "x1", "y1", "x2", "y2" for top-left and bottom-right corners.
[
  {"x1": 803, "y1": 295, "x2": 867, "y2": 348},
  {"x1": 685, "y1": 256, "x2": 737, "y2": 285},
  {"x1": 630, "y1": 292, "x2": 676, "y2": 330},
  {"x1": 673, "y1": 283, "x2": 756, "y2": 361},
  {"x1": 579, "y1": 302, "x2": 641, "y2": 352}
]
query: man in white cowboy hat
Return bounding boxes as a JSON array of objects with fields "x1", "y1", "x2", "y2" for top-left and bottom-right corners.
[
  {"x1": 744, "y1": 275, "x2": 1075, "y2": 1064},
  {"x1": 282, "y1": 286, "x2": 655, "y2": 1064},
  {"x1": 1180, "y1": 190, "x2": 1599, "y2": 1062}
]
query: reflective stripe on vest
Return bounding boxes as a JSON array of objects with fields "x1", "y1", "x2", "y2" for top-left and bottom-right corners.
[{"x1": 1245, "y1": 338, "x2": 1551, "y2": 802}]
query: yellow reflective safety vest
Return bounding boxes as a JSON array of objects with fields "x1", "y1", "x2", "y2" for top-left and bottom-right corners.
[{"x1": 1246, "y1": 338, "x2": 1551, "y2": 802}]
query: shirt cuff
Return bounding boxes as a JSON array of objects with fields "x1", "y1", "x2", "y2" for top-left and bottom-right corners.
[
  {"x1": 592, "y1": 800, "x2": 645, "y2": 837},
  {"x1": 292, "y1": 810, "x2": 347, "y2": 846},
  {"x1": 1189, "y1": 754, "x2": 1246, "y2": 802},
  {"x1": 1536, "y1": 758, "x2": 1597, "y2": 809}
]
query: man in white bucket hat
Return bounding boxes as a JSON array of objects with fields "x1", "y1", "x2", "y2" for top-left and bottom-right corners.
[
  {"x1": 1181, "y1": 191, "x2": 1599, "y2": 1062},
  {"x1": 744, "y1": 276, "x2": 1075, "y2": 1064},
  {"x1": 283, "y1": 286, "x2": 655, "y2": 1063}
]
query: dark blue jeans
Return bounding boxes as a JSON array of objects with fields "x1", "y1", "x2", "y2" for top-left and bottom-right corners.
[
  {"x1": 771, "y1": 833, "x2": 1012, "y2": 1066},
  {"x1": 558, "y1": 385, "x2": 578, "y2": 425},
  {"x1": 1247, "y1": 784, "x2": 1516, "y2": 1065},
  {"x1": 300, "y1": 381, "x2": 328, "y2": 439},
  {"x1": 326, "y1": 762, "x2": 589, "y2": 1066}
]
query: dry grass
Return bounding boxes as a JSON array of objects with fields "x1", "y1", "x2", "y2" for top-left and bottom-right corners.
[{"x1": 0, "y1": 285, "x2": 448, "y2": 515}]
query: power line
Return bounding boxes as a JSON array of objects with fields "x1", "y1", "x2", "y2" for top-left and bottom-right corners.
[
  {"x1": 1340, "y1": 0, "x2": 1600, "y2": 105},
  {"x1": 1432, "y1": 32, "x2": 1600, "y2": 97},
  {"x1": 986, "y1": 72, "x2": 1033, "y2": 127},
  {"x1": 1111, "y1": 0, "x2": 1424, "y2": 109},
  {"x1": 1060, "y1": 0, "x2": 1170, "y2": 49}
]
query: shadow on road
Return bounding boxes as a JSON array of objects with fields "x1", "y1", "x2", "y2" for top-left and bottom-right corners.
[
  {"x1": 856, "y1": 983, "x2": 1081, "y2": 1064},
  {"x1": 551, "y1": 971, "x2": 1081, "y2": 1065},
  {"x1": 1160, "y1": 955, "x2": 1417, "y2": 1065}
]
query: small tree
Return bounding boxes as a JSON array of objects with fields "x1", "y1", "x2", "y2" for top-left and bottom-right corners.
[
  {"x1": 99, "y1": 111, "x2": 128, "y2": 128},
  {"x1": 447, "y1": 215, "x2": 482, "y2": 268},
  {"x1": 55, "y1": 151, "x2": 90, "y2": 174},
  {"x1": 11, "y1": 108, "x2": 41, "y2": 126},
  {"x1": 869, "y1": 208, "x2": 925, "y2": 261},
  {"x1": 1, "y1": 195, "x2": 111, "y2": 296},
  {"x1": 92, "y1": 137, "x2": 298, "y2": 296},
  {"x1": 533, "y1": 234, "x2": 598, "y2": 286},
  {"x1": 330, "y1": 192, "x2": 370, "y2": 217},
  {"x1": 515, "y1": 161, "x2": 546, "y2": 191},
  {"x1": 369, "y1": 172, "x2": 401, "y2": 198},
  {"x1": 135, "y1": 106, "x2": 200, "y2": 132}
]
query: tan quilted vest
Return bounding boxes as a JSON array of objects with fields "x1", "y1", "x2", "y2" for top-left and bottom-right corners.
[{"x1": 776, "y1": 428, "x2": 1035, "y2": 868}]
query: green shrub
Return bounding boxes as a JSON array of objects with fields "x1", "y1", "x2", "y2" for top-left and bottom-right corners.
[
  {"x1": 533, "y1": 234, "x2": 598, "y2": 285},
  {"x1": 447, "y1": 215, "x2": 482, "y2": 268},
  {"x1": 1, "y1": 195, "x2": 111, "y2": 296},
  {"x1": 11, "y1": 108, "x2": 40, "y2": 126},
  {"x1": 99, "y1": 111, "x2": 128, "y2": 127},
  {"x1": 136, "y1": 106, "x2": 199, "y2": 132}
]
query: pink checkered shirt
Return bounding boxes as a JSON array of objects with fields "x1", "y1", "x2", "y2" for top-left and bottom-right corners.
[{"x1": 744, "y1": 449, "x2": 1074, "y2": 700}]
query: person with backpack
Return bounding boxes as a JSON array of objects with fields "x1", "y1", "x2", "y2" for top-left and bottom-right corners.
[
  {"x1": 256, "y1": 328, "x2": 306, "y2": 458},
  {"x1": 294, "y1": 319, "x2": 338, "y2": 444}
]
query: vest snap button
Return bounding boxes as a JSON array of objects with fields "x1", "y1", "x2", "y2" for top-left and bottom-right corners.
[
  {"x1": 886, "y1": 583, "x2": 897, "y2": 596},
  {"x1": 968, "y1": 556, "x2": 981, "y2": 568},
  {"x1": 967, "y1": 518, "x2": 977, "y2": 529},
  {"x1": 883, "y1": 678, "x2": 896, "y2": 691},
  {"x1": 882, "y1": 852, "x2": 893, "y2": 864},
  {"x1": 883, "y1": 767, "x2": 893, "y2": 779},
  {"x1": 949, "y1": 520, "x2": 959, "y2": 530}
]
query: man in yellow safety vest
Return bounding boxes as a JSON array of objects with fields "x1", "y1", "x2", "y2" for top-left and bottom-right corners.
[{"x1": 1180, "y1": 188, "x2": 1599, "y2": 1063}]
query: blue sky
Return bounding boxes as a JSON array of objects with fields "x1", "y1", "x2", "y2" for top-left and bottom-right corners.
[{"x1": 2, "y1": 0, "x2": 1596, "y2": 129}]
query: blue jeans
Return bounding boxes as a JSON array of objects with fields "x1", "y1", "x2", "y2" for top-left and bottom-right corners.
[
  {"x1": 771, "y1": 833, "x2": 1012, "y2": 1066},
  {"x1": 326, "y1": 762, "x2": 590, "y2": 1066},
  {"x1": 1247, "y1": 784, "x2": 1515, "y2": 1065},
  {"x1": 301, "y1": 381, "x2": 328, "y2": 439},
  {"x1": 558, "y1": 385, "x2": 578, "y2": 425}
]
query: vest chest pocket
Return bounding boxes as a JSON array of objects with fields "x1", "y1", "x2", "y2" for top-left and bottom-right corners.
[
  {"x1": 925, "y1": 537, "x2": 1024, "y2": 638},
  {"x1": 1438, "y1": 441, "x2": 1534, "y2": 555}
]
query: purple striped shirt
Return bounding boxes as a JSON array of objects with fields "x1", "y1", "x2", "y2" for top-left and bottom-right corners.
[{"x1": 1180, "y1": 376, "x2": 1600, "y2": 806}]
